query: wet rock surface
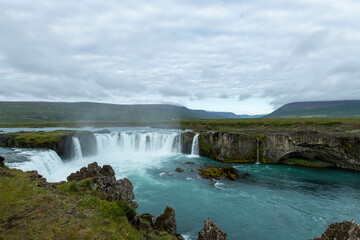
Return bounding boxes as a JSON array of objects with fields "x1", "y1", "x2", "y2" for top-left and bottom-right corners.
[
  {"x1": 198, "y1": 166, "x2": 239, "y2": 181},
  {"x1": 182, "y1": 132, "x2": 195, "y2": 154},
  {"x1": 313, "y1": 220, "x2": 360, "y2": 240},
  {"x1": 175, "y1": 167, "x2": 184, "y2": 172},
  {"x1": 67, "y1": 162, "x2": 137, "y2": 208},
  {"x1": 198, "y1": 218, "x2": 227, "y2": 240}
]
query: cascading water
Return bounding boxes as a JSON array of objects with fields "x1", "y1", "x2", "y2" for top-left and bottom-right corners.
[
  {"x1": 7, "y1": 149, "x2": 63, "y2": 181},
  {"x1": 191, "y1": 133, "x2": 199, "y2": 156},
  {"x1": 72, "y1": 137, "x2": 83, "y2": 160},
  {"x1": 95, "y1": 131, "x2": 182, "y2": 155}
]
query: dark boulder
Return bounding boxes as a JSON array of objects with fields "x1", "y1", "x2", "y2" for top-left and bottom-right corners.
[
  {"x1": 175, "y1": 168, "x2": 184, "y2": 172},
  {"x1": 140, "y1": 213, "x2": 156, "y2": 226},
  {"x1": 198, "y1": 218, "x2": 227, "y2": 240},
  {"x1": 0, "y1": 156, "x2": 4, "y2": 168},
  {"x1": 154, "y1": 206, "x2": 178, "y2": 235},
  {"x1": 313, "y1": 220, "x2": 360, "y2": 240},
  {"x1": 198, "y1": 166, "x2": 238, "y2": 181},
  {"x1": 67, "y1": 162, "x2": 137, "y2": 208}
]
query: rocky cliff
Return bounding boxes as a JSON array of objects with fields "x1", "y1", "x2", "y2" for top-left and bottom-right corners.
[
  {"x1": 192, "y1": 131, "x2": 360, "y2": 171},
  {"x1": 0, "y1": 130, "x2": 97, "y2": 160}
]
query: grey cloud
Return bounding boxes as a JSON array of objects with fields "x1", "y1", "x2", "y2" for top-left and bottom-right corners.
[
  {"x1": 158, "y1": 86, "x2": 189, "y2": 97},
  {"x1": 0, "y1": 0, "x2": 359, "y2": 111}
]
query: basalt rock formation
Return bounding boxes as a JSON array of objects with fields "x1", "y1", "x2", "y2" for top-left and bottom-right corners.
[
  {"x1": 67, "y1": 162, "x2": 138, "y2": 208},
  {"x1": 182, "y1": 131, "x2": 195, "y2": 154},
  {"x1": 313, "y1": 220, "x2": 360, "y2": 240},
  {"x1": 198, "y1": 132, "x2": 258, "y2": 163},
  {"x1": 193, "y1": 131, "x2": 360, "y2": 171},
  {"x1": 0, "y1": 130, "x2": 98, "y2": 160},
  {"x1": 198, "y1": 218, "x2": 227, "y2": 240}
]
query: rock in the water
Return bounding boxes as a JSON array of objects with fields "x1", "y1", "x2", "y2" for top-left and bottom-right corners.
[
  {"x1": 198, "y1": 218, "x2": 227, "y2": 240},
  {"x1": 154, "y1": 206, "x2": 178, "y2": 235},
  {"x1": 175, "y1": 168, "x2": 184, "y2": 172},
  {"x1": 185, "y1": 161, "x2": 195, "y2": 165},
  {"x1": 313, "y1": 220, "x2": 360, "y2": 240},
  {"x1": 198, "y1": 166, "x2": 238, "y2": 181},
  {"x1": 67, "y1": 162, "x2": 137, "y2": 208}
]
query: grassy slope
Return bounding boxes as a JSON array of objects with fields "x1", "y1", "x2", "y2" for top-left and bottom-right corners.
[
  {"x1": 265, "y1": 100, "x2": 360, "y2": 118},
  {"x1": 179, "y1": 118, "x2": 360, "y2": 135},
  {"x1": 0, "y1": 167, "x2": 175, "y2": 240},
  {"x1": 2, "y1": 118, "x2": 360, "y2": 136}
]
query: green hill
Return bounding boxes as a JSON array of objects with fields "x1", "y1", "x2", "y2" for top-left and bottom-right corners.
[
  {"x1": 0, "y1": 101, "x2": 243, "y2": 124},
  {"x1": 265, "y1": 100, "x2": 360, "y2": 118}
]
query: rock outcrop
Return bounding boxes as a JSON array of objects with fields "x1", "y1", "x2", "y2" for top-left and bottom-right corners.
[
  {"x1": 198, "y1": 132, "x2": 257, "y2": 163},
  {"x1": 0, "y1": 156, "x2": 4, "y2": 168},
  {"x1": 74, "y1": 131, "x2": 97, "y2": 157},
  {"x1": 182, "y1": 132, "x2": 195, "y2": 154},
  {"x1": 154, "y1": 206, "x2": 178, "y2": 235},
  {"x1": 197, "y1": 131, "x2": 360, "y2": 171},
  {"x1": 263, "y1": 132, "x2": 360, "y2": 170},
  {"x1": 198, "y1": 218, "x2": 227, "y2": 240},
  {"x1": 313, "y1": 220, "x2": 360, "y2": 240},
  {"x1": 198, "y1": 167, "x2": 239, "y2": 181},
  {"x1": 67, "y1": 162, "x2": 137, "y2": 208},
  {"x1": 0, "y1": 130, "x2": 98, "y2": 160}
]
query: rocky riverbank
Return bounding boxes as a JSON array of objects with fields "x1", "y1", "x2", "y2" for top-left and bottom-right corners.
[
  {"x1": 0, "y1": 130, "x2": 97, "y2": 160},
  {"x1": 0, "y1": 159, "x2": 227, "y2": 240},
  {"x1": 181, "y1": 131, "x2": 360, "y2": 171}
]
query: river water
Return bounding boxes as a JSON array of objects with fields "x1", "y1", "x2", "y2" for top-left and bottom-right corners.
[{"x1": 1, "y1": 127, "x2": 360, "y2": 240}]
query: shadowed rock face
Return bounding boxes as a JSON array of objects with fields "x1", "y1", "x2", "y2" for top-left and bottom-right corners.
[
  {"x1": 198, "y1": 218, "x2": 227, "y2": 240},
  {"x1": 67, "y1": 162, "x2": 137, "y2": 208},
  {"x1": 313, "y1": 220, "x2": 360, "y2": 240},
  {"x1": 182, "y1": 132, "x2": 195, "y2": 154},
  {"x1": 74, "y1": 131, "x2": 97, "y2": 157},
  {"x1": 198, "y1": 132, "x2": 257, "y2": 163},
  {"x1": 197, "y1": 131, "x2": 360, "y2": 171},
  {"x1": 263, "y1": 132, "x2": 360, "y2": 170}
]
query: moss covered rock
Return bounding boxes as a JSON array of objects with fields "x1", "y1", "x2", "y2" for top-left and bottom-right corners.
[{"x1": 198, "y1": 166, "x2": 239, "y2": 181}]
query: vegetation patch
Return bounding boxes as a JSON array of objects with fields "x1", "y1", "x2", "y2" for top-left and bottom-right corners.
[
  {"x1": 198, "y1": 166, "x2": 239, "y2": 180},
  {"x1": 12, "y1": 130, "x2": 75, "y2": 146},
  {"x1": 286, "y1": 158, "x2": 330, "y2": 168},
  {"x1": 0, "y1": 167, "x2": 176, "y2": 240}
]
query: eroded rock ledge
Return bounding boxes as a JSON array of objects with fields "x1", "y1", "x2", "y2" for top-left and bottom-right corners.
[
  {"x1": 189, "y1": 131, "x2": 360, "y2": 171},
  {"x1": 67, "y1": 162, "x2": 138, "y2": 208},
  {"x1": 313, "y1": 220, "x2": 360, "y2": 240}
]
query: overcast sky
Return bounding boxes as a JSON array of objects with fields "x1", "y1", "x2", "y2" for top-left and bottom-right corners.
[{"x1": 0, "y1": 0, "x2": 359, "y2": 114}]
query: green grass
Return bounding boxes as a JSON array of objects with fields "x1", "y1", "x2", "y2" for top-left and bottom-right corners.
[
  {"x1": 13, "y1": 130, "x2": 75, "y2": 146},
  {"x1": 0, "y1": 167, "x2": 176, "y2": 240}
]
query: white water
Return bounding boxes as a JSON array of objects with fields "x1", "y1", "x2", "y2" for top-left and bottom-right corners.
[
  {"x1": 190, "y1": 133, "x2": 199, "y2": 156},
  {"x1": 7, "y1": 149, "x2": 63, "y2": 180},
  {"x1": 72, "y1": 137, "x2": 83, "y2": 160},
  {"x1": 95, "y1": 131, "x2": 182, "y2": 155},
  {"x1": 4, "y1": 129, "x2": 183, "y2": 181}
]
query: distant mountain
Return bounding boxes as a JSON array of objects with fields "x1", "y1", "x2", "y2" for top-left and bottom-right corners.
[
  {"x1": 0, "y1": 101, "x2": 255, "y2": 123},
  {"x1": 264, "y1": 100, "x2": 360, "y2": 118}
]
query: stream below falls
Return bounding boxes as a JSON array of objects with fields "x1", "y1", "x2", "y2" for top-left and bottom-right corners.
[{"x1": 1, "y1": 127, "x2": 360, "y2": 240}]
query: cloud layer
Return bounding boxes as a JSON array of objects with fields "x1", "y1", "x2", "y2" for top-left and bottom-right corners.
[{"x1": 0, "y1": 0, "x2": 359, "y2": 114}]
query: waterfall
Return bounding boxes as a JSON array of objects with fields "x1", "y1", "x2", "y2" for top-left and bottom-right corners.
[
  {"x1": 191, "y1": 133, "x2": 200, "y2": 156},
  {"x1": 9, "y1": 149, "x2": 63, "y2": 180},
  {"x1": 72, "y1": 137, "x2": 83, "y2": 160},
  {"x1": 256, "y1": 137, "x2": 260, "y2": 164},
  {"x1": 94, "y1": 131, "x2": 182, "y2": 155}
]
